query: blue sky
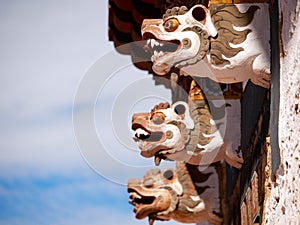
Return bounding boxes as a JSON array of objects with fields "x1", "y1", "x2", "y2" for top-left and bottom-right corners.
[{"x1": 0, "y1": 1, "x2": 182, "y2": 224}]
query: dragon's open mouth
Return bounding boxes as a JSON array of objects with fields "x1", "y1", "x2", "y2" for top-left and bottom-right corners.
[
  {"x1": 128, "y1": 188, "x2": 156, "y2": 219},
  {"x1": 142, "y1": 32, "x2": 180, "y2": 61},
  {"x1": 128, "y1": 189, "x2": 156, "y2": 205},
  {"x1": 132, "y1": 123, "x2": 164, "y2": 142}
]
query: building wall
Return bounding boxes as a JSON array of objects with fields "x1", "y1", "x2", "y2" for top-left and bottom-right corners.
[{"x1": 263, "y1": 1, "x2": 300, "y2": 224}]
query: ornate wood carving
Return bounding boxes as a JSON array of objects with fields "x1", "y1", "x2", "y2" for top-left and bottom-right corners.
[
  {"x1": 106, "y1": 1, "x2": 272, "y2": 224},
  {"x1": 128, "y1": 161, "x2": 225, "y2": 225},
  {"x1": 141, "y1": 4, "x2": 271, "y2": 88}
]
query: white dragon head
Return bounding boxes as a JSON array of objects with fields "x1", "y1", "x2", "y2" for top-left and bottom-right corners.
[
  {"x1": 128, "y1": 162, "x2": 223, "y2": 225},
  {"x1": 141, "y1": 4, "x2": 217, "y2": 75},
  {"x1": 141, "y1": 4, "x2": 271, "y2": 89},
  {"x1": 128, "y1": 167, "x2": 183, "y2": 222},
  {"x1": 131, "y1": 98, "x2": 244, "y2": 168},
  {"x1": 132, "y1": 101, "x2": 194, "y2": 165}
]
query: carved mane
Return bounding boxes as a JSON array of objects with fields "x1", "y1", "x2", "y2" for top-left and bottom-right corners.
[
  {"x1": 210, "y1": 5, "x2": 259, "y2": 65},
  {"x1": 176, "y1": 161, "x2": 214, "y2": 211}
]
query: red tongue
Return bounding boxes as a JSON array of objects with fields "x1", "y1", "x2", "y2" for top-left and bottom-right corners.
[
  {"x1": 154, "y1": 155, "x2": 161, "y2": 166},
  {"x1": 148, "y1": 216, "x2": 155, "y2": 225}
]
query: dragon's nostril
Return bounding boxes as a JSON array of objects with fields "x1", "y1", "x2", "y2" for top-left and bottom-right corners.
[{"x1": 144, "y1": 178, "x2": 154, "y2": 187}]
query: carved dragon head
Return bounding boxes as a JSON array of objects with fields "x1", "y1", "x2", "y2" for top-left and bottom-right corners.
[
  {"x1": 142, "y1": 4, "x2": 261, "y2": 79},
  {"x1": 141, "y1": 5, "x2": 217, "y2": 75},
  {"x1": 128, "y1": 162, "x2": 223, "y2": 225},
  {"x1": 132, "y1": 100, "x2": 226, "y2": 166},
  {"x1": 132, "y1": 101, "x2": 197, "y2": 165},
  {"x1": 128, "y1": 167, "x2": 182, "y2": 223}
]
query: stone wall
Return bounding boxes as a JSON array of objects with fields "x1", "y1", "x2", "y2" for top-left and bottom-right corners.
[{"x1": 263, "y1": 1, "x2": 300, "y2": 224}]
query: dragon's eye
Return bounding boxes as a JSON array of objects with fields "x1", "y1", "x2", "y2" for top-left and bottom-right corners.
[
  {"x1": 151, "y1": 112, "x2": 165, "y2": 125},
  {"x1": 174, "y1": 104, "x2": 186, "y2": 115},
  {"x1": 164, "y1": 18, "x2": 179, "y2": 32},
  {"x1": 163, "y1": 170, "x2": 174, "y2": 180}
]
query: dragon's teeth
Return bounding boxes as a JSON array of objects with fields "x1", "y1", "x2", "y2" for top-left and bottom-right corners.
[
  {"x1": 147, "y1": 39, "x2": 150, "y2": 45},
  {"x1": 135, "y1": 128, "x2": 149, "y2": 138},
  {"x1": 130, "y1": 192, "x2": 141, "y2": 199},
  {"x1": 150, "y1": 39, "x2": 155, "y2": 48},
  {"x1": 158, "y1": 51, "x2": 164, "y2": 57},
  {"x1": 159, "y1": 42, "x2": 163, "y2": 47},
  {"x1": 150, "y1": 39, "x2": 160, "y2": 48},
  {"x1": 153, "y1": 50, "x2": 164, "y2": 59},
  {"x1": 160, "y1": 149, "x2": 176, "y2": 154},
  {"x1": 154, "y1": 50, "x2": 164, "y2": 57}
]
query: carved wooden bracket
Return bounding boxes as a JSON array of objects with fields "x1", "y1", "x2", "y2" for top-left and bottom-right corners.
[
  {"x1": 116, "y1": 1, "x2": 272, "y2": 225},
  {"x1": 128, "y1": 161, "x2": 226, "y2": 225},
  {"x1": 141, "y1": 4, "x2": 271, "y2": 88}
]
